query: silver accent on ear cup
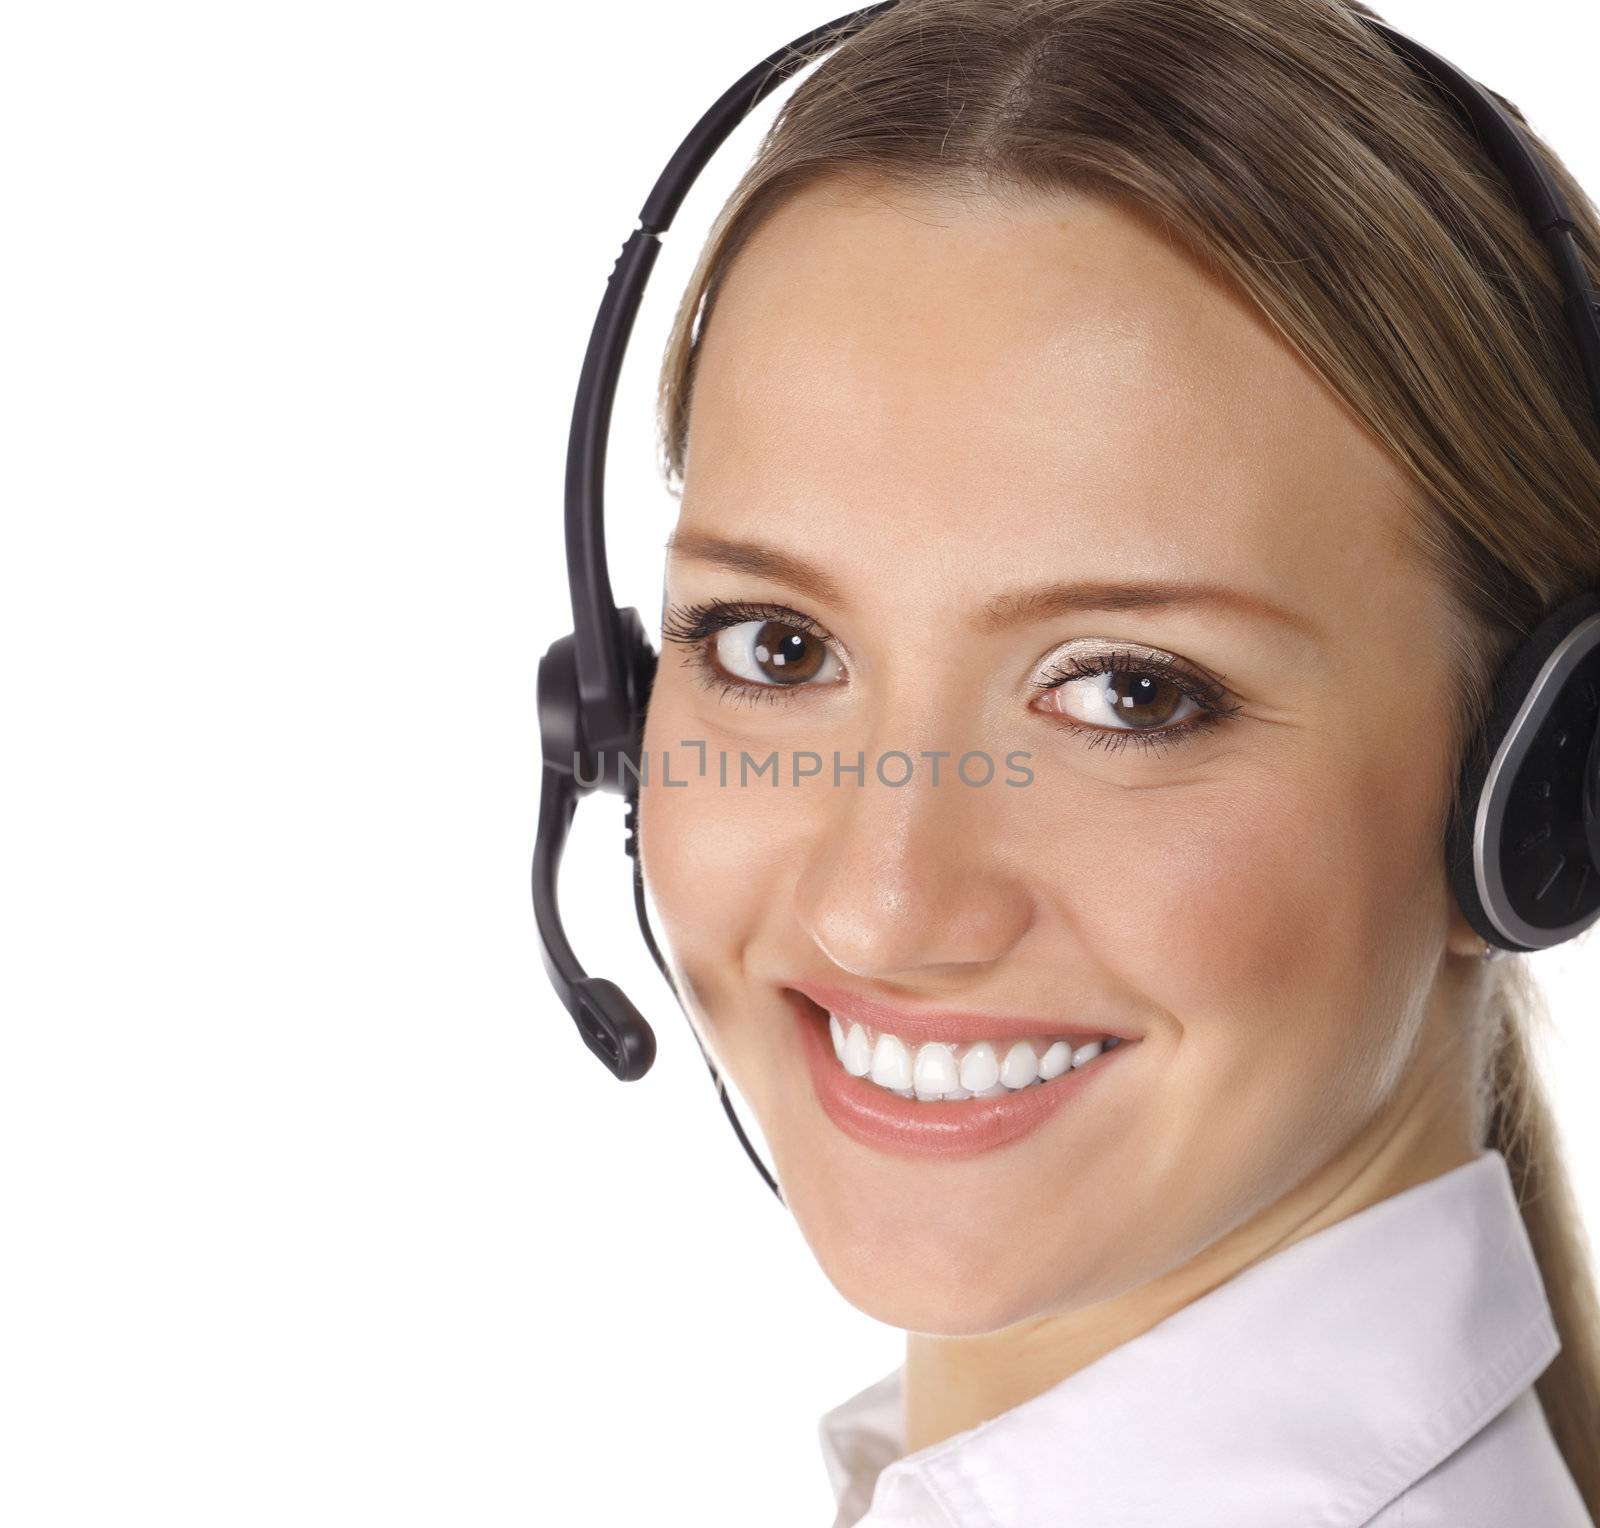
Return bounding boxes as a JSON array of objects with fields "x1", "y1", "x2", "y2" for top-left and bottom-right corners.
[{"x1": 1474, "y1": 612, "x2": 1600, "y2": 948}]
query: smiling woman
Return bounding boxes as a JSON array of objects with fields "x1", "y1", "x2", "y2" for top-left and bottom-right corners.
[{"x1": 606, "y1": 0, "x2": 1600, "y2": 1521}]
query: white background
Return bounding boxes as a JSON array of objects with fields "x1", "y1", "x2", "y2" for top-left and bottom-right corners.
[{"x1": 2, "y1": 2, "x2": 1596, "y2": 1523}]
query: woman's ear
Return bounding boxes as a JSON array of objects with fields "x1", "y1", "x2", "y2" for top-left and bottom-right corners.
[{"x1": 1444, "y1": 894, "x2": 1493, "y2": 962}]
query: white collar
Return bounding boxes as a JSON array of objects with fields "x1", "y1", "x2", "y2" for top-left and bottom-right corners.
[{"x1": 817, "y1": 1150, "x2": 1560, "y2": 1527}]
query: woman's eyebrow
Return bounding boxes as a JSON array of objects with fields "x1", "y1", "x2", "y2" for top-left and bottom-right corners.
[
  {"x1": 977, "y1": 578, "x2": 1322, "y2": 641},
  {"x1": 664, "y1": 529, "x2": 845, "y2": 606},
  {"x1": 663, "y1": 529, "x2": 1320, "y2": 642}
]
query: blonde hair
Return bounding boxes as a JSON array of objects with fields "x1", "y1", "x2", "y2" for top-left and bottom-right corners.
[{"x1": 652, "y1": 0, "x2": 1600, "y2": 1498}]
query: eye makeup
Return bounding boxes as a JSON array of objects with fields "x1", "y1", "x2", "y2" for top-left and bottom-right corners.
[
  {"x1": 1029, "y1": 641, "x2": 1243, "y2": 756},
  {"x1": 660, "y1": 597, "x2": 848, "y2": 708},
  {"x1": 659, "y1": 596, "x2": 1245, "y2": 755}
]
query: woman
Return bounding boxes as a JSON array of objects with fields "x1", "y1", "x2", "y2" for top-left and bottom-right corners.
[{"x1": 632, "y1": 0, "x2": 1600, "y2": 1519}]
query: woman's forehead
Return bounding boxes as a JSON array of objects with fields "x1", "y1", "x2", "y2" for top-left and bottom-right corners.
[{"x1": 681, "y1": 180, "x2": 1421, "y2": 632}]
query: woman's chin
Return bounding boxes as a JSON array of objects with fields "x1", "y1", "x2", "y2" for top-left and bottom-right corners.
[
  {"x1": 825, "y1": 1254, "x2": 1070, "y2": 1336},
  {"x1": 786, "y1": 1189, "x2": 1088, "y2": 1334}
]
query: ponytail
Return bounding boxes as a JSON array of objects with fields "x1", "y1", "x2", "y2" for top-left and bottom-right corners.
[{"x1": 1483, "y1": 957, "x2": 1600, "y2": 1508}]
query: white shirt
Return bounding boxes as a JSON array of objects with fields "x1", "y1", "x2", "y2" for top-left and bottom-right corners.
[{"x1": 817, "y1": 1149, "x2": 1592, "y2": 1526}]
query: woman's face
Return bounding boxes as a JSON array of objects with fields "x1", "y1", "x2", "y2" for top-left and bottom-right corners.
[{"x1": 639, "y1": 176, "x2": 1481, "y2": 1334}]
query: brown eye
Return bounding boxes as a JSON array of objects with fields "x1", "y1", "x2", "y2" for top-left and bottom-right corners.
[
  {"x1": 711, "y1": 618, "x2": 842, "y2": 688},
  {"x1": 1038, "y1": 666, "x2": 1198, "y2": 732}
]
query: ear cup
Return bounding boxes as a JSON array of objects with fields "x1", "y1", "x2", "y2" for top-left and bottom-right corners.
[
  {"x1": 536, "y1": 606, "x2": 658, "y2": 796},
  {"x1": 1446, "y1": 590, "x2": 1600, "y2": 950}
]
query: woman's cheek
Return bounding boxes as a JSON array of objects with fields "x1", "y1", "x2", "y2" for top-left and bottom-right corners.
[
  {"x1": 1087, "y1": 744, "x2": 1438, "y2": 1021},
  {"x1": 1013, "y1": 773, "x2": 1315, "y2": 1025},
  {"x1": 637, "y1": 708, "x2": 813, "y2": 1054},
  {"x1": 1083, "y1": 762, "x2": 1442, "y2": 1187}
]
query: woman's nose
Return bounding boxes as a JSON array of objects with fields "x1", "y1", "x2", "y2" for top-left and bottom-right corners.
[{"x1": 791, "y1": 756, "x2": 1036, "y2": 982}]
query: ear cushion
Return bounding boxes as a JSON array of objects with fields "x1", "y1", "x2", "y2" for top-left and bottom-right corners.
[
  {"x1": 1445, "y1": 589, "x2": 1600, "y2": 950},
  {"x1": 619, "y1": 604, "x2": 659, "y2": 730}
]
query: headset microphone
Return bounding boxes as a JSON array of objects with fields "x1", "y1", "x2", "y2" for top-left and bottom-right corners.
[{"x1": 534, "y1": 4, "x2": 1600, "y2": 1203}]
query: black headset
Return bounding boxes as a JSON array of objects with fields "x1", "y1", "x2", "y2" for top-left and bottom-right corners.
[{"x1": 534, "y1": 3, "x2": 1600, "y2": 1206}]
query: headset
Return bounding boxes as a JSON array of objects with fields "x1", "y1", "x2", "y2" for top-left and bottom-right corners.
[{"x1": 534, "y1": 3, "x2": 1600, "y2": 1206}]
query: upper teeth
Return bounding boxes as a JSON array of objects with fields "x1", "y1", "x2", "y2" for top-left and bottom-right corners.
[{"x1": 827, "y1": 1014, "x2": 1120, "y2": 1100}]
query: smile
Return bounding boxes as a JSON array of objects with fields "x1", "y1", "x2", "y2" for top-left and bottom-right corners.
[
  {"x1": 827, "y1": 1014, "x2": 1122, "y2": 1100},
  {"x1": 785, "y1": 988, "x2": 1138, "y2": 1160}
]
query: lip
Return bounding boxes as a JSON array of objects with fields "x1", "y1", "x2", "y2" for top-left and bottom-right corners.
[
  {"x1": 786, "y1": 988, "x2": 1136, "y2": 1160},
  {"x1": 785, "y1": 977, "x2": 1135, "y2": 1049}
]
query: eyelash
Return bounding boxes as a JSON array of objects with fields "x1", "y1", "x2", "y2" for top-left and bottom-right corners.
[
  {"x1": 660, "y1": 599, "x2": 835, "y2": 710},
  {"x1": 1029, "y1": 646, "x2": 1243, "y2": 757},
  {"x1": 658, "y1": 597, "x2": 1244, "y2": 757}
]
